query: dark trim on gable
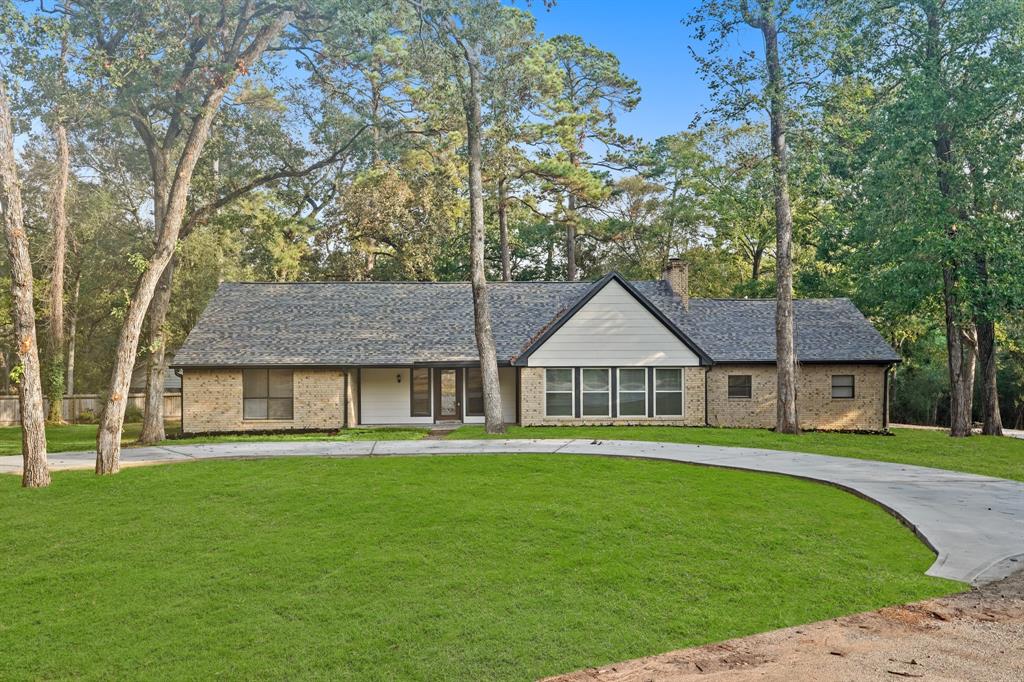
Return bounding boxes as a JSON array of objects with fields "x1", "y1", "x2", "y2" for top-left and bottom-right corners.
[{"x1": 511, "y1": 272, "x2": 713, "y2": 367}]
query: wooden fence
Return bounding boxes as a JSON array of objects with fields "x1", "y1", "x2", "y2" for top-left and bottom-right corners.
[{"x1": 0, "y1": 393, "x2": 182, "y2": 425}]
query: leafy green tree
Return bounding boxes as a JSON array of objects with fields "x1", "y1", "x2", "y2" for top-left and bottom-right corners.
[
  {"x1": 823, "y1": 0, "x2": 1024, "y2": 436},
  {"x1": 0, "y1": 73, "x2": 50, "y2": 486},
  {"x1": 689, "y1": 0, "x2": 834, "y2": 434},
  {"x1": 532, "y1": 34, "x2": 639, "y2": 281},
  {"x1": 405, "y1": 0, "x2": 546, "y2": 433}
]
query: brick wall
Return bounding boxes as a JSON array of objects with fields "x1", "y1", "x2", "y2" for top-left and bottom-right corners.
[
  {"x1": 519, "y1": 366, "x2": 705, "y2": 427},
  {"x1": 182, "y1": 368, "x2": 344, "y2": 433},
  {"x1": 706, "y1": 363, "x2": 887, "y2": 431}
]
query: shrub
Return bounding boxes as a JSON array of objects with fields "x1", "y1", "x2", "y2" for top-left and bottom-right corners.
[{"x1": 76, "y1": 409, "x2": 99, "y2": 424}]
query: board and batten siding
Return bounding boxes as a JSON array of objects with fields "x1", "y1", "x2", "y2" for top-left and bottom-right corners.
[{"x1": 526, "y1": 280, "x2": 700, "y2": 367}]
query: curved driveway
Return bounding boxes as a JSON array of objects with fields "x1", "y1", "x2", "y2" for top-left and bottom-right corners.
[{"x1": 2, "y1": 438, "x2": 1022, "y2": 585}]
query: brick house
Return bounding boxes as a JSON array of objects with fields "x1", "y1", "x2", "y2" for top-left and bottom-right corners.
[{"x1": 172, "y1": 260, "x2": 899, "y2": 433}]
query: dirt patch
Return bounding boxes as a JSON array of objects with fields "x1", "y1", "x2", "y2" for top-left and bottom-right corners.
[{"x1": 543, "y1": 571, "x2": 1024, "y2": 682}]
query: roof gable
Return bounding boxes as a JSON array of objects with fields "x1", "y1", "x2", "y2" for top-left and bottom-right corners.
[{"x1": 513, "y1": 273, "x2": 711, "y2": 366}]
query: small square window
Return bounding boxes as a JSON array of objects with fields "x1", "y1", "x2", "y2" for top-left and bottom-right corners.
[
  {"x1": 728, "y1": 375, "x2": 752, "y2": 399},
  {"x1": 832, "y1": 374, "x2": 855, "y2": 399}
]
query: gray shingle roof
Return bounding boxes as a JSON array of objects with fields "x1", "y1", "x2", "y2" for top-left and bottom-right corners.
[
  {"x1": 634, "y1": 281, "x2": 900, "y2": 363},
  {"x1": 172, "y1": 279, "x2": 899, "y2": 367}
]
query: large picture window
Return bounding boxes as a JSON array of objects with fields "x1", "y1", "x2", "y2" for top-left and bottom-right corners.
[
  {"x1": 545, "y1": 368, "x2": 574, "y2": 417},
  {"x1": 617, "y1": 368, "x2": 647, "y2": 417},
  {"x1": 464, "y1": 368, "x2": 484, "y2": 416},
  {"x1": 243, "y1": 368, "x2": 293, "y2": 420},
  {"x1": 411, "y1": 368, "x2": 432, "y2": 417},
  {"x1": 581, "y1": 368, "x2": 611, "y2": 417},
  {"x1": 727, "y1": 375, "x2": 752, "y2": 399},
  {"x1": 831, "y1": 374, "x2": 855, "y2": 399},
  {"x1": 654, "y1": 368, "x2": 683, "y2": 416}
]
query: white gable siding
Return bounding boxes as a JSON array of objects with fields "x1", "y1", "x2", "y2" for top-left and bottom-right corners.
[{"x1": 527, "y1": 280, "x2": 700, "y2": 367}]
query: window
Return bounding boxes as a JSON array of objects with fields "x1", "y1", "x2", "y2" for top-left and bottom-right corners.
[
  {"x1": 728, "y1": 375, "x2": 752, "y2": 399},
  {"x1": 617, "y1": 368, "x2": 647, "y2": 416},
  {"x1": 832, "y1": 374, "x2": 855, "y2": 399},
  {"x1": 581, "y1": 368, "x2": 611, "y2": 417},
  {"x1": 654, "y1": 368, "x2": 683, "y2": 416},
  {"x1": 411, "y1": 368, "x2": 432, "y2": 416},
  {"x1": 464, "y1": 368, "x2": 484, "y2": 416},
  {"x1": 243, "y1": 369, "x2": 293, "y2": 420},
  {"x1": 545, "y1": 368, "x2": 574, "y2": 417}
]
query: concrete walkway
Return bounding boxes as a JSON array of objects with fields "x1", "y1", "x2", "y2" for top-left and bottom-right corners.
[{"x1": 2, "y1": 438, "x2": 1022, "y2": 586}]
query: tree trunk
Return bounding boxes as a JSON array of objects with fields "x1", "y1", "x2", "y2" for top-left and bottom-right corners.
[
  {"x1": 975, "y1": 314, "x2": 1002, "y2": 436},
  {"x1": 94, "y1": 10, "x2": 293, "y2": 474},
  {"x1": 66, "y1": 271, "x2": 80, "y2": 396},
  {"x1": 45, "y1": 122, "x2": 69, "y2": 424},
  {"x1": 752, "y1": 246, "x2": 763, "y2": 282},
  {"x1": 942, "y1": 256, "x2": 975, "y2": 437},
  {"x1": 0, "y1": 80, "x2": 49, "y2": 487},
  {"x1": 139, "y1": 256, "x2": 176, "y2": 443},
  {"x1": 565, "y1": 193, "x2": 577, "y2": 281},
  {"x1": 463, "y1": 43, "x2": 505, "y2": 435},
  {"x1": 498, "y1": 177, "x2": 511, "y2": 282},
  {"x1": 758, "y1": 10, "x2": 799, "y2": 434}
]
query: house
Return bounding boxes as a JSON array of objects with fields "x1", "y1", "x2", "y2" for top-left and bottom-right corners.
[
  {"x1": 171, "y1": 259, "x2": 899, "y2": 433},
  {"x1": 130, "y1": 352, "x2": 182, "y2": 394}
]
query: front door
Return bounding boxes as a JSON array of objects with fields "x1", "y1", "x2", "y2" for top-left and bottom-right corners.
[{"x1": 435, "y1": 368, "x2": 462, "y2": 421}]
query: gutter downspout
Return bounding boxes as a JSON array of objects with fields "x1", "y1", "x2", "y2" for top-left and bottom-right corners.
[
  {"x1": 342, "y1": 370, "x2": 349, "y2": 429},
  {"x1": 174, "y1": 368, "x2": 184, "y2": 434},
  {"x1": 883, "y1": 363, "x2": 892, "y2": 432},
  {"x1": 704, "y1": 365, "x2": 712, "y2": 426}
]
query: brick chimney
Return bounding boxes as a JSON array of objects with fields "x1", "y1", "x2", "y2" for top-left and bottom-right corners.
[{"x1": 662, "y1": 257, "x2": 689, "y2": 310}]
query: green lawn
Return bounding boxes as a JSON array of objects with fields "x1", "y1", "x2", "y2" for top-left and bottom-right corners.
[
  {"x1": 450, "y1": 425, "x2": 1024, "y2": 482},
  {"x1": 159, "y1": 426, "x2": 428, "y2": 446},
  {"x1": 0, "y1": 456, "x2": 957, "y2": 680},
  {"x1": 0, "y1": 423, "x2": 427, "y2": 456},
  {"x1": 0, "y1": 422, "x2": 145, "y2": 455}
]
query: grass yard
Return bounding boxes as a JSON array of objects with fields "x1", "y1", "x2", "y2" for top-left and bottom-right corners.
[
  {"x1": 159, "y1": 425, "x2": 428, "y2": 446},
  {"x1": 450, "y1": 425, "x2": 1024, "y2": 482},
  {"x1": 0, "y1": 422, "x2": 144, "y2": 455},
  {"x1": 1, "y1": 455, "x2": 958, "y2": 680},
  {"x1": 0, "y1": 423, "x2": 427, "y2": 455}
]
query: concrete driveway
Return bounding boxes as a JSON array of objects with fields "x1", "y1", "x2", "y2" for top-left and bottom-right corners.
[{"x1": 2, "y1": 438, "x2": 1022, "y2": 586}]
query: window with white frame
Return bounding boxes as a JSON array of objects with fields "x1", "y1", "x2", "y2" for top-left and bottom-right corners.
[
  {"x1": 581, "y1": 368, "x2": 611, "y2": 417},
  {"x1": 654, "y1": 368, "x2": 683, "y2": 416},
  {"x1": 831, "y1": 374, "x2": 855, "y2": 399},
  {"x1": 617, "y1": 368, "x2": 647, "y2": 416},
  {"x1": 545, "y1": 368, "x2": 574, "y2": 416}
]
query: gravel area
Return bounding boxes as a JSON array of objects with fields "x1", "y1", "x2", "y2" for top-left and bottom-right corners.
[{"x1": 544, "y1": 570, "x2": 1024, "y2": 682}]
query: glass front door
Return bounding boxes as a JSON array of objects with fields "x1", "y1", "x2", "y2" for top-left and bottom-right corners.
[{"x1": 437, "y1": 369, "x2": 461, "y2": 421}]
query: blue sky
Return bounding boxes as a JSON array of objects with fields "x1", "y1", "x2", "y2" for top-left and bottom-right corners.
[{"x1": 528, "y1": 0, "x2": 714, "y2": 142}]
